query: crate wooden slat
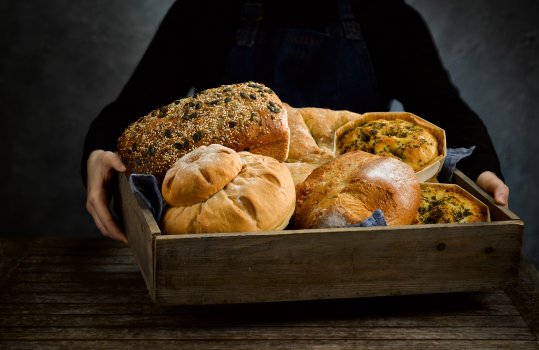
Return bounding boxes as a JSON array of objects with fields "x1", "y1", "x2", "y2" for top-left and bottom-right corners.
[
  {"x1": 117, "y1": 170, "x2": 523, "y2": 305},
  {"x1": 1, "y1": 237, "x2": 537, "y2": 349}
]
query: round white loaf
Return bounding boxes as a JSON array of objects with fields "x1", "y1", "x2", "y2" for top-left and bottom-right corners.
[{"x1": 161, "y1": 144, "x2": 296, "y2": 234}]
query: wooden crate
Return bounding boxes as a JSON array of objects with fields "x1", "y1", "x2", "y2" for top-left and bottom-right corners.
[{"x1": 117, "y1": 169, "x2": 523, "y2": 305}]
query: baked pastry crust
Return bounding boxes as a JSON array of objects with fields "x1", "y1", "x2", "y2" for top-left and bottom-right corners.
[
  {"x1": 161, "y1": 145, "x2": 296, "y2": 234},
  {"x1": 334, "y1": 112, "x2": 447, "y2": 182},
  {"x1": 285, "y1": 103, "x2": 333, "y2": 163},
  {"x1": 294, "y1": 150, "x2": 420, "y2": 229},
  {"x1": 413, "y1": 183, "x2": 489, "y2": 224},
  {"x1": 117, "y1": 82, "x2": 290, "y2": 180},
  {"x1": 161, "y1": 144, "x2": 243, "y2": 207},
  {"x1": 296, "y1": 107, "x2": 362, "y2": 152},
  {"x1": 337, "y1": 118, "x2": 438, "y2": 171}
]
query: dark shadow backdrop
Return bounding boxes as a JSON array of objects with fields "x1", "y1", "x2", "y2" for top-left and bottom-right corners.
[{"x1": 1, "y1": 0, "x2": 538, "y2": 268}]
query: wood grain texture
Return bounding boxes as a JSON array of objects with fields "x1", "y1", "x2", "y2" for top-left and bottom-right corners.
[
  {"x1": 0, "y1": 340, "x2": 537, "y2": 350},
  {"x1": 154, "y1": 223, "x2": 522, "y2": 304},
  {"x1": 117, "y1": 172, "x2": 160, "y2": 301},
  {"x1": 453, "y1": 169, "x2": 520, "y2": 221},
  {"x1": 0, "y1": 237, "x2": 537, "y2": 349},
  {"x1": 507, "y1": 257, "x2": 539, "y2": 341},
  {"x1": 115, "y1": 169, "x2": 524, "y2": 305},
  {"x1": 0, "y1": 239, "x2": 29, "y2": 287}
]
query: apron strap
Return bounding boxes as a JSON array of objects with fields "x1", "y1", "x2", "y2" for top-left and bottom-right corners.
[
  {"x1": 236, "y1": 0, "x2": 263, "y2": 47},
  {"x1": 236, "y1": 0, "x2": 361, "y2": 45},
  {"x1": 336, "y1": 0, "x2": 361, "y2": 40}
]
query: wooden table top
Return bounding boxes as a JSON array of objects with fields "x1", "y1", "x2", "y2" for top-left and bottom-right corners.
[{"x1": 1, "y1": 237, "x2": 538, "y2": 349}]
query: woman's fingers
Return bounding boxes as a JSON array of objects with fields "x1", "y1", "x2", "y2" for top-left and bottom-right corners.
[
  {"x1": 86, "y1": 150, "x2": 128, "y2": 243},
  {"x1": 476, "y1": 171, "x2": 509, "y2": 206}
]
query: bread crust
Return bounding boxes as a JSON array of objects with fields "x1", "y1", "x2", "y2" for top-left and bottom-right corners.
[
  {"x1": 161, "y1": 147, "x2": 296, "y2": 234},
  {"x1": 161, "y1": 144, "x2": 243, "y2": 207},
  {"x1": 337, "y1": 118, "x2": 438, "y2": 171},
  {"x1": 117, "y1": 82, "x2": 290, "y2": 181},
  {"x1": 298, "y1": 107, "x2": 362, "y2": 151},
  {"x1": 285, "y1": 103, "x2": 333, "y2": 163},
  {"x1": 294, "y1": 151, "x2": 420, "y2": 229}
]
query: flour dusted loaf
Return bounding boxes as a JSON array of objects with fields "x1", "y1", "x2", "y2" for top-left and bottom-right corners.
[
  {"x1": 161, "y1": 144, "x2": 296, "y2": 235},
  {"x1": 117, "y1": 82, "x2": 290, "y2": 180},
  {"x1": 294, "y1": 150, "x2": 420, "y2": 229}
]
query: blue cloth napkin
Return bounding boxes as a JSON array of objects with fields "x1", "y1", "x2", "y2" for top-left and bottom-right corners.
[
  {"x1": 128, "y1": 173, "x2": 164, "y2": 222},
  {"x1": 438, "y1": 146, "x2": 476, "y2": 183},
  {"x1": 349, "y1": 209, "x2": 387, "y2": 227}
]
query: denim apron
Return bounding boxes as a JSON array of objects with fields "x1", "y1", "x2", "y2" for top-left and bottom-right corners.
[{"x1": 222, "y1": 0, "x2": 382, "y2": 112}]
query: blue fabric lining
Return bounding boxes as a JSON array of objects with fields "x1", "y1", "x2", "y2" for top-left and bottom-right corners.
[
  {"x1": 128, "y1": 173, "x2": 164, "y2": 222},
  {"x1": 438, "y1": 146, "x2": 476, "y2": 183}
]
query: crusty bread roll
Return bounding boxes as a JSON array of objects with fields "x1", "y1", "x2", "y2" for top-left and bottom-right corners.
[
  {"x1": 284, "y1": 103, "x2": 333, "y2": 164},
  {"x1": 294, "y1": 150, "x2": 420, "y2": 229},
  {"x1": 118, "y1": 82, "x2": 290, "y2": 180},
  {"x1": 161, "y1": 145, "x2": 296, "y2": 234},
  {"x1": 161, "y1": 144, "x2": 243, "y2": 207},
  {"x1": 285, "y1": 162, "x2": 325, "y2": 187},
  {"x1": 297, "y1": 107, "x2": 362, "y2": 152}
]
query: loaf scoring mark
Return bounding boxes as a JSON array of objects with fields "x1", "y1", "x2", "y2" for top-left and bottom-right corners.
[
  {"x1": 262, "y1": 173, "x2": 281, "y2": 187},
  {"x1": 163, "y1": 175, "x2": 174, "y2": 191},
  {"x1": 236, "y1": 196, "x2": 258, "y2": 221},
  {"x1": 198, "y1": 167, "x2": 212, "y2": 184}
]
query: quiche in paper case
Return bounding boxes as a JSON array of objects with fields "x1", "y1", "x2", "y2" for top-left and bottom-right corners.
[
  {"x1": 413, "y1": 182, "x2": 490, "y2": 224},
  {"x1": 334, "y1": 112, "x2": 446, "y2": 182}
]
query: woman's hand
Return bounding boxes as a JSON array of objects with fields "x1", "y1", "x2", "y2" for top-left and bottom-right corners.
[
  {"x1": 86, "y1": 150, "x2": 128, "y2": 243},
  {"x1": 476, "y1": 171, "x2": 509, "y2": 206}
]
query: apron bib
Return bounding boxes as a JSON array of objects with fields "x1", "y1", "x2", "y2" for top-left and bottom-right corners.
[{"x1": 222, "y1": 0, "x2": 382, "y2": 112}]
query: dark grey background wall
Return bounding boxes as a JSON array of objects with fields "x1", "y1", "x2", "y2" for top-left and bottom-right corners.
[{"x1": 1, "y1": 1, "x2": 538, "y2": 268}]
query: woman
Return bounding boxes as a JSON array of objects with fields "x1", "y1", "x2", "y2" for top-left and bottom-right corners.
[{"x1": 82, "y1": 0, "x2": 509, "y2": 242}]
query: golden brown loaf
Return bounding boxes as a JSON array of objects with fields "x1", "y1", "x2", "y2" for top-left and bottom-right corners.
[
  {"x1": 296, "y1": 107, "x2": 362, "y2": 152},
  {"x1": 161, "y1": 144, "x2": 243, "y2": 207},
  {"x1": 117, "y1": 82, "x2": 290, "y2": 181},
  {"x1": 294, "y1": 150, "x2": 420, "y2": 229},
  {"x1": 284, "y1": 104, "x2": 364, "y2": 186},
  {"x1": 285, "y1": 103, "x2": 333, "y2": 164},
  {"x1": 284, "y1": 162, "x2": 325, "y2": 187},
  {"x1": 337, "y1": 118, "x2": 439, "y2": 171},
  {"x1": 413, "y1": 184, "x2": 488, "y2": 224},
  {"x1": 284, "y1": 104, "x2": 337, "y2": 186},
  {"x1": 161, "y1": 145, "x2": 296, "y2": 235}
]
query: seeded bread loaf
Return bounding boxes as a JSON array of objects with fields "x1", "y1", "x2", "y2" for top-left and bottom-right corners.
[{"x1": 117, "y1": 82, "x2": 290, "y2": 180}]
